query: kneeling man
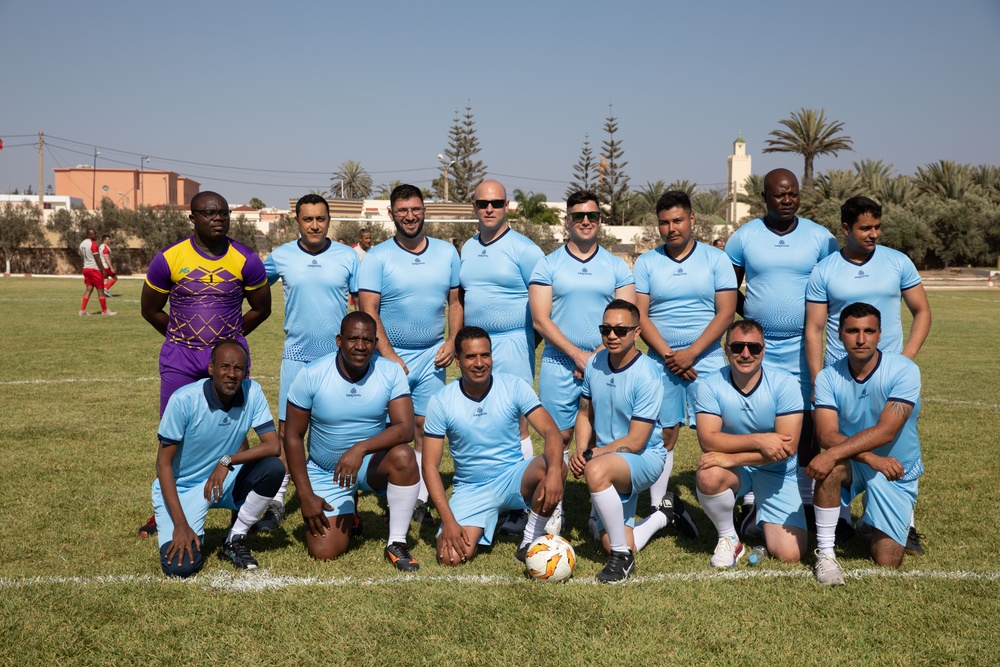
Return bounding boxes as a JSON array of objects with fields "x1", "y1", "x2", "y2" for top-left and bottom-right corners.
[
  {"x1": 694, "y1": 320, "x2": 807, "y2": 569},
  {"x1": 284, "y1": 311, "x2": 421, "y2": 571},
  {"x1": 423, "y1": 326, "x2": 565, "y2": 567},
  {"x1": 153, "y1": 339, "x2": 284, "y2": 577},
  {"x1": 809, "y1": 302, "x2": 924, "y2": 585}
]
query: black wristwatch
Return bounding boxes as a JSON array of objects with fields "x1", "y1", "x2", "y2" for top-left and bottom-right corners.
[{"x1": 582, "y1": 449, "x2": 593, "y2": 462}]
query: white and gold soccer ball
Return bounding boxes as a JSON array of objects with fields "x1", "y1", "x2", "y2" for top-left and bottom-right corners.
[{"x1": 524, "y1": 533, "x2": 576, "y2": 583}]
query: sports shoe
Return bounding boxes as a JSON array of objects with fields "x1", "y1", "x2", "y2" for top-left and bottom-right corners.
[
  {"x1": 384, "y1": 541, "x2": 420, "y2": 572},
  {"x1": 544, "y1": 506, "x2": 564, "y2": 535},
  {"x1": 668, "y1": 495, "x2": 700, "y2": 539},
  {"x1": 498, "y1": 509, "x2": 528, "y2": 535},
  {"x1": 737, "y1": 503, "x2": 762, "y2": 540},
  {"x1": 412, "y1": 500, "x2": 436, "y2": 527},
  {"x1": 710, "y1": 535, "x2": 745, "y2": 569},
  {"x1": 137, "y1": 514, "x2": 157, "y2": 537},
  {"x1": 596, "y1": 550, "x2": 635, "y2": 584},
  {"x1": 103, "y1": 288, "x2": 112, "y2": 298},
  {"x1": 904, "y1": 527, "x2": 926, "y2": 556},
  {"x1": 514, "y1": 544, "x2": 528, "y2": 564},
  {"x1": 101, "y1": 310, "x2": 117, "y2": 316},
  {"x1": 814, "y1": 550, "x2": 845, "y2": 585},
  {"x1": 253, "y1": 500, "x2": 285, "y2": 534},
  {"x1": 219, "y1": 534, "x2": 258, "y2": 570},
  {"x1": 78, "y1": 310, "x2": 89, "y2": 316}
]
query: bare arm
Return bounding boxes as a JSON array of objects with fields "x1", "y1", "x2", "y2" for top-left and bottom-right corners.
[
  {"x1": 805, "y1": 301, "x2": 829, "y2": 386},
  {"x1": 666, "y1": 289, "x2": 737, "y2": 378},
  {"x1": 569, "y1": 396, "x2": 596, "y2": 478},
  {"x1": 525, "y1": 405, "x2": 566, "y2": 513},
  {"x1": 434, "y1": 287, "x2": 463, "y2": 368},
  {"x1": 140, "y1": 284, "x2": 170, "y2": 337},
  {"x1": 732, "y1": 265, "x2": 746, "y2": 317},
  {"x1": 695, "y1": 411, "x2": 801, "y2": 462},
  {"x1": 334, "y1": 396, "x2": 415, "y2": 486},
  {"x1": 242, "y1": 283, "x2": 271, "y2": 336},
  {"x1": 529, "y1": 283, "x2": 591, "y2": 375},
  {"x1": 283, "y1": 404, "x2": 332, "y2": 536},
  {"x1": 636, "y1": 292, "x2": 673, "y2": 358},
  {"x1": 809, "y1": 402, "x2": 912, "y2": 482},
  {"x1": 901, "y1": 284, "x2": 932, "y2": 360},
  {"x1": 358, "y1": 291, "x2": 408, "y2": 373},
  {"x1": 614, "y1": 283, "x2": 636, "y2": 304},
  {"x1": 156, "y1": 442, "x2": 200, "y2": 565}
]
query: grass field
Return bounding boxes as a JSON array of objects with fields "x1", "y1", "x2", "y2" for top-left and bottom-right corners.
[{"x1": 1, "y1": 277, "x2": 998, "y2": 666}]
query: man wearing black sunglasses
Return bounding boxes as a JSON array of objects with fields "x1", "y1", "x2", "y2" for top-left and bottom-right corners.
[
  {"x1": 693, "y1": 319, "x2": 807, "y2": 569},
  {"x1": 138, "y1": 190, "x2": 272, "y2": 537}
]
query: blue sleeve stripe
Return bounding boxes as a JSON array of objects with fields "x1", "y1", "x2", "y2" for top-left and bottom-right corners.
[
  {"x1": 528, "y1": 280, "x2": 551, "y2": 287},
  {"x1": 524, "y1": 404, "x2": 543, "y2": 418},
  {"x1": 776, "y1": 410, "x2": 804, "y2": 417},
  {"x1": 287, "y1": 400, "x2": 309, "y2": 413},
  {"x1": 424, "y1": 432, "x2": 446, "y2": 439},
  {"x1": 632, "y1": 416, "x2": 657, "y2": 425},
  {"x1": 357, "y1": 288, "x2": 381, "y2": 295},
  {"x1": 695, "y1": 410, "x2": 721, "y2": 417},
  {"x1": 158, "y1": 435, "x2": 181, "y2": 447},
  {"x1": 814, "y1": 404, "x2": 838, "y2": 411},
  {"x1": 716, "y1": 287, "x2": 739, "y2": 293},
  {"x1": 805, "y1": 298, "x2": 828, "y2": 304},
  {"x1": 581, "y1": 393, "x2": 592, "y2": 401},
  {"x1": 887, "y1": 398, "x2": 916, "y2": 407},
  {"x1": 254, "y1": 420, "x2": 276, "y2": 435}
]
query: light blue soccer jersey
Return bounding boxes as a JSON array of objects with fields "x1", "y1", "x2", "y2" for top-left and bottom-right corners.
[
  {"x1": 806, "y1": 247, "x2": 922, "y2": 365},
  {"x1": 695, "y1": 366, "x2": 804, "y2": 475},
  {"x1": 460, "y1": 227, "x2": 543, "y2": 338},
  {"x1": 358, "y1": 237, "x2": 461, "y2": 351},
  {"x1": 287, "y1": 354, "x2": 411, "y2": 471},
  {"x1": 264, "y1": 239, "x2": 359, "y2": 362},
  {"x1": 581, "y1": 350, "x2": 665, "y2": 451},
  {"x1": 530, "y1": 245, "x2": 634, "y2": 362},
  {"x1": 726, "y1": 217, "x2": 838, "y2": 340},
  {"x1": 423, "y1": 373, "x2": 543, "y2": 486},
  {"x1": 814, "y1": 351, "x2": 923, "y2": 481},
  {"x1": 633, "y1": 241, "x2": 737, "y2": 368},
  {"x1": 156, "y1": 378, "x2": 275, "y2": 490}
]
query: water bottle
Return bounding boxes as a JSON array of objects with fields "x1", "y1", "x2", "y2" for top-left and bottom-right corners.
[{"x1": 748, "y1": 545, "x2": 768, "y2": 565}]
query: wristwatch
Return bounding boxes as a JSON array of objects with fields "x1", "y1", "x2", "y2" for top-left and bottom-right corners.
[
  {"x1": 582, "y1": 449, "x2": 593, "y2": 462},
  {"x1": 219, "y1": 455, "x2": 234, "y2": 471}
]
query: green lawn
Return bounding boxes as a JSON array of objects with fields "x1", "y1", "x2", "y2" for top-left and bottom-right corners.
[{"x1": 1, "y1": 278, "x2": 998, "y2": 666}]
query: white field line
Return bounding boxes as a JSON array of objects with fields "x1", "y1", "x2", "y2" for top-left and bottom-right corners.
[{"x1": 2, "y1": 567, "x2": 999, "y2": 592}]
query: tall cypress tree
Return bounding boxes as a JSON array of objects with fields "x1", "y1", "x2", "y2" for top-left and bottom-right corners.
[
  {"x1": 597, "y1": 106, "x2": 631, "y2": 225},
  {"x1": 441, "y1": 101, "x2": 487, "y2": 202},
  {"x1": 566, "y1": 134, "x2": 595, "y2": 198}
]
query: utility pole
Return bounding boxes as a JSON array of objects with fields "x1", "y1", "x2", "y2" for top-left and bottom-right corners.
[
  {"x1": 92, "y1": 148, "x2": 100, "y2": 210},
  {"x1": 38, "y1": 132, "x2": 44, "y2": 209}
]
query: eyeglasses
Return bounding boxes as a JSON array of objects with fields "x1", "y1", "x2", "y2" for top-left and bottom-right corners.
[
  {"x1": 569, "y1": 211, "x2": 601, "y2": 223},
  {"x1": 728, "y1": 341, "x2": 764, "y2": 355},
  {"x1": 392, "y1": 206, "x2": 424, "y2": 216},
  {"x1": 193, "y1": 209, "x2": 231, "y2": 219},
  {"x1": 598, "y1": 324, "x2": 638, "y2": 337},
  {"x1": 474, "y1": 199, "x2": 506, "y2": 210}
]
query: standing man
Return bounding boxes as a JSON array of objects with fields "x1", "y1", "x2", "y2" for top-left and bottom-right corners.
[
  {"x1": 153, "y1": 339, "x2": 284, "y2": 577},
  {"x1": 460, "y1": 179, "x2": 544, "y2": 534},
  {"x1": 570, "y1": 300, "x2": 667, "y2": 584},
  {"x1": 99, "y1": 234, "x2": 118, "y2": 298},
  {"x1": 694, "y1": 320, "x2": 807, "y2": 569},
  {"x1": 353, "y1": 228, "x2": 373, "y2": 262},
  {"x1": 633, "y1": 190, "x2": 735, "y2": 532},
  {"x1": 809, "y1": 303, "x2": 925, "y2": 584},
  {"x1": 422, "y1": 327, "x2": 565, "y2": 567},
  {"x1": 138, "y1": 191, "x2": 271, "y2": 537},
  {"x1": 358, "y1": 184, "x2": 462, "y2": 526},
  {"x1": 79, "y1": 228, "x2": 115, "y2": 316},
  {"x1": 260, "y1": 193, "x2": 359, "y2": 531},
  {"x1": 284, "y1": 312, "x2": 421, "y2": 571},
  {"x1": 725, "y1": 168, "x2": 838, "y2": 529}
]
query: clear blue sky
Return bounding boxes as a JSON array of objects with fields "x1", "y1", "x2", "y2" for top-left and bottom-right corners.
[{"x1": 2, "y1": 0, "x2": 998, "y2": 207}]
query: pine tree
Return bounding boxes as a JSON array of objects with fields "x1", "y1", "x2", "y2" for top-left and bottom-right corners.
[
  {"x1": 441, "y1": 102, "x2": 486, "y2": 202},
  {"x1": 566, "y1": 134, "x2": 595, "y2": 198},
  {"x1": 597, "y1": 106, "x2": 631, "y2": 225}
]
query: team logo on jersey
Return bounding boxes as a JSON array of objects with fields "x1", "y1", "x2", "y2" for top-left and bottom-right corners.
[
  {"x1": 740, "y1": 400, "x2": 754, "y2": 413},
  {"x1": 859, "y1": 388, "x2": 869, "y2": 400},
  {"x1": 179, "y1": 267, "x2": 191, "y2": 274},
  {"x1": 606, "y1": 377, "x2": 616, "y2": 388},
  {"x1": 479, "y1": 249, "x2": 488, "y2": 257},
  {"x1": 309, "y1": 259, "x2": 320, "y2": 267},
  {"x1": 219, "y1": 416, "x2": 232, "y2": 426},
  {"x1": 412, "y1": 258, "x2": 423, "y2": 266},
  {"x1": 774, "y1": 240, "x2": 788, "y2": 248},
  {"x1": 578, "y1": 267, "x2": 590, "y2": 276},
  {"x1": 473, "y1": 406, "x2": 486, "y2": 418},
  {"x1": 347, "y1": 387, "x2": 361, "y2": 398},
  {"x1": 855, "y1": 269, "x2": 868, "y2": 279},
  {"x1": 673, "y1": 268, "x2": 686, "y2": 277}
]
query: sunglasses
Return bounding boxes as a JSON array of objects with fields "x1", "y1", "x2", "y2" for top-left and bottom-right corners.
[
  {"x1": 193, "y1": 209, "x2": 231, "y2": 218},
  {"x1": 598, "y1": 324, "x2": 638, "y2": 337},
  {"x1": 569, "y1": 211, "x2": 601, "y2": 223},
  {"x1": 474, "y1": 199, "x2": 506, "y2": 210},
  {"x1": 728, "y1": 341, "x2": 763, "y2": 355}
]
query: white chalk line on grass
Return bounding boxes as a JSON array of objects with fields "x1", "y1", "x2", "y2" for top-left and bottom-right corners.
[{"x1": 3, "y1": 567, "x2": 999, "y2": 592}]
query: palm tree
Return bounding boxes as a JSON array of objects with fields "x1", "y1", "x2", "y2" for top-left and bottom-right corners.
[
  {"x1": 375, "y1": 180, "x2": 402, "y2": 200},
  {"x1": 763, "y1": 108, "x2": 853, "y2": 190},
  {"x1": 852, "y1": 159, "x2": 894, "y2": 198},
  {"x1": 666, "y1": 180, "x2": 699, "y2": 197},
  {"x1": 512, "y1": 189, "x2": 560, "y2": 225},
  {"x1": 330, "y1": 160, "x2": 373, "y2": 200},
  {"x1": 914, "y1": 160, "x2": 975, "y2": 200},
  {"x1": 630, "y1": 180, "x2": 668, "y2": 224},
  {"x1": 736, "y1": 174, "x2": 767, "y2": 222}
]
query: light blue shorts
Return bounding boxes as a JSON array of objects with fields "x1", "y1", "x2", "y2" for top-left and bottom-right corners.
[
  {"x1": 152, "y1": 464, "x2": 244, "y2": 549},
  {"x1": 398, "y1": 345, "x2": 445, "y2": 416},
  {"x1": 307, "y1": 455, "x2": 383, "y2": 517},
  {"x1": 538, "y1": 357, "x2": 583, "y2": 431},
  {"x1": 278, "y1": 358, "x2": 309, "y2": 421},
  {"x1": 489, "y1": 330, "x2": 535, "y2": 385},
  {"x1": 443, "y1": 457, "x2": 534, "y2": 546},
  {"x1": 655, "y1": 353, "x2": 726, "y2": 428},
  {"x1": 845, "y1": 460, "x2": 918, "y2": 546},
  {"x1": 592, "y1": 446, "x2": 667, "y2": 532},
  {"x1": 762, "y1": 334, "x2": 810, "y2": 405},
  {"x1": 736, "y1": 460, "x2": 806, "y2": 531}
]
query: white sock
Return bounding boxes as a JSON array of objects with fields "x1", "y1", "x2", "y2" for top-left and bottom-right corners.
[
  {"x1": 414, "y1": 450, "x2": 429, "y2": 503},
  {"x1": 273, "y1": 474, "x2": 290, "y2": 505},
  {"x1": 910, "y1": 507, "x2": 916, "y2": 529},
  {"x1": 798, "y1": 468, "x2": 814, "y2": 505},
  {"x1": 648, "y1": 449, "x2": 674, "y2": 507},
  {"x1": 519, "y1": 511, "x2": 547, "y2": 548},
  {"x1": 386, "y1": 481, "x2": 420, "y2": 545},
  {"x1": 697, "y1": 488, "x2": 737, "y2": 539},
  {"x1": 520, "y1": 436, "x2": 534, "y2": 460},
  {"x1": 839, "y1": 501, "x2": 852, "y2": 523},
  {"x1": 591, "y1": 486, "x2": 627, "y2": 553},
  {"x1": 632, "y1": 510, "x2": 668, "y2": 552},
  {"x1": 743, "y1": 491, "x2": 756, "y2": 507},
  {"x1": 562, "y1": 450, "x2": 569, "y2": 467},
  {"x1": 815, "y1": 505, "x2": 840, "y2": 556},
  {"x1": 228, "y1": 491, "x2": 271, "y2": 540}
]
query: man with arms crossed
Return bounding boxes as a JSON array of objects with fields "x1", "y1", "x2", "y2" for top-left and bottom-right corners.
[
  {"x1": 694, "y1": 320, "x2": 807, "y2": 569},
  {"x1": 422, "y1": 326, "x2": 564, "y2": 568},
  {"x1": 358, "y1": 184, "x2": 462, "y2": 526},
  {"x1": 284, "y1": 312, "x2": 421, "y2": 570},
  {"x1": 153, "y1": 339, "x2": 284, "y2": 576},
  {"x1": 808, "y1": 302, "x2": 925, "y2": 585},
  {"x1": 260, "y1": 193, "x2": 360, "y2": 532},
  {"x1": 633, "y1": 190, "x2": 736, "y2": 535},
  {"x1": 570, "y1": 300, "x2": 667, "y2": 584}
]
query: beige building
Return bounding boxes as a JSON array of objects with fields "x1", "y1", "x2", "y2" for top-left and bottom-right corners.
[
  {"x1": 726, "y1": 135, "x2": 752, "y2": 225},
  {"x1": 54, "y1": 167, "x2": 199, "y2": 210}
]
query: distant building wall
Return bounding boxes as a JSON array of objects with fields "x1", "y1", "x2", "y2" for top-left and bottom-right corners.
[{"x1": 53, "y1": 168, "x2": 199, "y2": 210}]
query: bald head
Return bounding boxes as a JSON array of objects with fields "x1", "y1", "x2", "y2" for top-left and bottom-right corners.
[
  {"x1": 762, "y1": 169, "x2": 800, "y2": 224},
  {"x1": 191, "y1": 190, "x2": 227, "y2": 210},
  {"x1": 472, "y1": 179, "x2": 509, "y2": 238}
]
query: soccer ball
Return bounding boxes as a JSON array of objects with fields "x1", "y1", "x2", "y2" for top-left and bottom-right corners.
[{"x1": 524, "y1": 533, "x2": 576, "y2": 583}]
